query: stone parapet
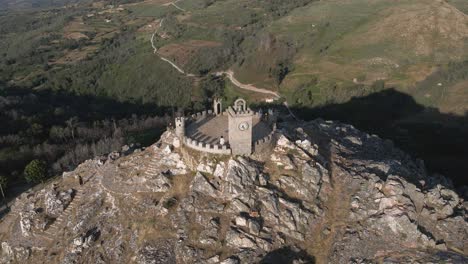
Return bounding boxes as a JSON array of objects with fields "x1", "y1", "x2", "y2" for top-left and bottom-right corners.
[
  {"x1": 190, "y1": 110, "x2": 224, "y2": 122},
  {"x1": 183, "y1": 136, "x2": 232, "y2": 155},
  {"x1": 254, "y1": 124, "x2": 277, "y2": 152}
]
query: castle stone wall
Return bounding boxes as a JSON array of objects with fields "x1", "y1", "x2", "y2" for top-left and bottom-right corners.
[
  {"x1": 184, "y1": 136, "x2": 232, "y2": 155},
  {"x1": 179, "y1": 105, "x2": 275, "y2": 156},
  {"x1": 253, "y1": 124, "x2": 277, "y2": 153}
]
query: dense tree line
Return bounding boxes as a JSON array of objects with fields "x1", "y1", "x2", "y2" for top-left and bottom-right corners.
[
  {"x1": 43, "y1": 28, "x2": 193, "y2": 108},
  {"x1": 0, "y1": 88, "x2": 169, "y2": 193},
  {"x1": 259, "y1": 0, "x2": 316, "y2": 18}
]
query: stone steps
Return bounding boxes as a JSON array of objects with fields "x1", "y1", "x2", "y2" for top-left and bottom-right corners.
[
  {"x1": 42, "y1": 188, "x2": 83, "y2": 240},
  {"x1": 144, "y1": 157, "x2": 162, "y2": 176}
]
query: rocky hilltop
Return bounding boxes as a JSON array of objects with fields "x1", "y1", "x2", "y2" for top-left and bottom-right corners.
[{"x1": 0, "y1": 119, "x2": 466, "y2": 263}]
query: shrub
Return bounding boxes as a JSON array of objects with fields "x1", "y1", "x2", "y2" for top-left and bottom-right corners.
[{"x1": 24, "y1": 159, "x2": 48, "y2": 183}]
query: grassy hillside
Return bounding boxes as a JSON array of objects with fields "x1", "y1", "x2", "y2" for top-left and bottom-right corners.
[
  {"x1": 256, "y1": 0, "x2": 468, "y2": 112},
  {"x1": 448, "y1": 0, "x2": 468, "y2": 14},
  {"x1": 4, "y1": 0, "x2": 464, "y2": 112}
]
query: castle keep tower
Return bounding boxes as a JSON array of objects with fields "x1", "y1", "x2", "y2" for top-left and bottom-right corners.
[
  {"x1": 175, "y1": 117, "x2": 185, "y2": 139},
  {"x1": 227, "y1": 99, "x2": 253, "y2": 155}
]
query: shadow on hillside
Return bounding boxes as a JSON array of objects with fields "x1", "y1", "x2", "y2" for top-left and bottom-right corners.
[
  {"x1": 260, "y1": 246, "x2": 315, "y2": 264},
  {"x1": 289, "y1": 89, "x2": 468, "y2": 187}
]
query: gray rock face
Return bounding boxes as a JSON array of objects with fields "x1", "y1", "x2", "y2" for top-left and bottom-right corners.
[
  {"x1": 0, "y1": 121, "x2": 466, "y2": 263},
  {"x1": 224, "y1": 157, "x2": 259, "y2": 195},
  {"x1": 45, "y1": 188, "x2": 73, "y2": 218},
  {"x1": 190, "y1": 172, "x2": 219, "y2": 197},
  {"x1": 137, "y1": 241, "x2": 176, "y2": 264}
]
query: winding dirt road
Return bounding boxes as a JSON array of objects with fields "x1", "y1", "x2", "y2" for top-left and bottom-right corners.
[
  {"x1": 149, "y1": 13, "x2": 297, "y2": 119},
  {"x1": 150, "y1": 19, "x2": 164, "y2": 53},
  {"x1": 217, "y1": 70, "x2": 280, "y2": 99},
  {"x1": 150, "y1": 19, "x2": 194, "y2": 76},
  {"x1": 217, "y1": 70, "x2": 298, "y2": 119}
]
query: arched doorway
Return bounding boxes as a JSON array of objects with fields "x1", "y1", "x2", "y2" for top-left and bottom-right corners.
[{"x1": 214, "y1": 98, "x2": 222, "y2": 115}]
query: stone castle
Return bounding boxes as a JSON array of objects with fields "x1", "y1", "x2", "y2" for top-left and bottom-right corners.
[{"x1": 175, "y1": 98, "x2": 277, "y2": 155}]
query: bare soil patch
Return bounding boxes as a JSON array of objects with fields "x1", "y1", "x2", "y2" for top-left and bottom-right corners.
[
  {"x1": 64, "y1": 32, "x2": 89, "y2": 40},
  {"x1": 138, "y1": 19, "x2": 162, "y2": 33},
  {"x1": 157, "y1": 40, "x2": 222, "y2": 67}
]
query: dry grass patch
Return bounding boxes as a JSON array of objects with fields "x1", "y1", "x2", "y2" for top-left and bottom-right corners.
[
  {"x1": 64, "y1": 17, "x2": 87, "y2": 31},
  {"x1": 404, "y1": 64, "x2": 438, "y2": 85},
  {"x1": 64, "y1": 32, "x2": 89, "y2": 40},
  {"x1": 439, "y1": 80, "x2": 468, "y2": 115},
  {"x1": 349, "y1": 0, "x2": 468, "y2": 58},
  {"x1": 52, "y1": 46, "x2": 99, "y2": 64}
]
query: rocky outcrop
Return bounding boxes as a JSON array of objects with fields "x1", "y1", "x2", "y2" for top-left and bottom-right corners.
[
  {"x1": 0, "y1": 119, "x2": 466, "y2": 263},
  {"x1": 44, "y1": 188, "x2": 73, "y2": 218}
]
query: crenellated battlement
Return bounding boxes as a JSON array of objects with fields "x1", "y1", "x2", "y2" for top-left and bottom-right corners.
[
  {"x1": 183, "y1": 136, "x2": 232, "y2": 155},
  {"x1": 254, "y1": 123, "x2": 277, "y2": 153}
]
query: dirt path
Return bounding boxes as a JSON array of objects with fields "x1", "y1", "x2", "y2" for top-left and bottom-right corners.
[
  {"x1": 150, "y1": 19, "x2": 164, "y2": 53},
  {"x1": 217, "y1": 70, "x2": 298, "y2": 119},
  {"x1": 170, "y1": 0, "x2": 186, "y2": 12},
  {"x1": 150, "y1": 18, "x2": 195, "y2": 76},
  {"x1": 162, "y1": 0, "x2": 186, "y2": 11},
  {"x1": 217, "y1": 70, "x2": 280, "y2": 98},
  {"x1": 307, "y1": 150, "x2": 351, "y2": 263},
  {"x1": 160, "y1": 57, "x2": 186, "y2": 74}
]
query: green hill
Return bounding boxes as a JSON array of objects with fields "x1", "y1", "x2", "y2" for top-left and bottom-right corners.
[{"x1": 236, "y1": 0, "x2": 468, "y2": 113}]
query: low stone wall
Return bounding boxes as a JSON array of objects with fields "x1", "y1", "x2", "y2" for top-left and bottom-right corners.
[
  {"x1": 254, "y1": 124, "x2": 277, "y2": 153},
  {"x1": 189, "y1": 110, "x2": 214, "y2": 121},
  {"x1": 183, "y1": 110, "x2": 232, "y2": 154},
  {"x1": 183, "y1": 136, "x2": 232, "y2": 155}
]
